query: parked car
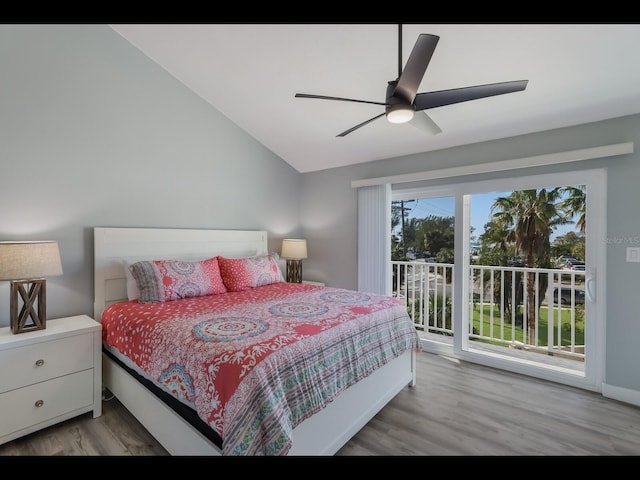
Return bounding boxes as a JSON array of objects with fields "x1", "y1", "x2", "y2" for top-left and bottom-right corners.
[
  {"x1": 557, "y1": 255, "x2": 586, "y2": 271},
  {"x1": 553, "y1": 287, "x2": 585, "y2": 305},
  {"x1": 565, "y1": 259, "x2": 585, "y2": 271},
  {"x1": 507, "y1": 256, "x2": 526, "y2": 267},
  {"x1": 555, "y1": 255, "x2": 581, "y2": 268}
]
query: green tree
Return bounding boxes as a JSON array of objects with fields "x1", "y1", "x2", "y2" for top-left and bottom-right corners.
[
  {"x1": 478, "y1": 219, "x2": 522, "y2": 325},
  {"x1": 551, "y1": 231, "x2": 585, "y2": 261},
  {"x1": 403, "y1": 217, "x2": 421, "y2": 254},
  {"x1": 416, "y1": 215, "x2": 454, "y2": 257},
  {"x1": 478, "y1": 219, "x2": 513, "y2": 265},
  {"x1": 490, "y1": 188, "x2": 570, "y2": 340},
  {"x1": 558, "y1": 185, "x2": 586, "y2": 235}
]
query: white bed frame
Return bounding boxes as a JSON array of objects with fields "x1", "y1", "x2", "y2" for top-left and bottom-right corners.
[{"x1": 93, "y1": 227, "x2": 416, "y2": 455}]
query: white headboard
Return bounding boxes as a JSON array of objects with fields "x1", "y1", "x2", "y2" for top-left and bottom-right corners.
[{"x1": 93, "y1": 227, "x2": 268, "y2": 321}]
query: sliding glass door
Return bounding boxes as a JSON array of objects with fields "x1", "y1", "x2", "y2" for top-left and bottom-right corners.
[{"x1": 392, "y1": 169, "x2": 605, "y2": 392}]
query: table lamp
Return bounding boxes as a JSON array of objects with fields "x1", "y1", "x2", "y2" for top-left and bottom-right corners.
[
  {"x1": 281, "y1": 239, "x2": 307, "y2": 283},
  {"x1": 0, "y1": 241, "x2": 63, "y2": 334}
]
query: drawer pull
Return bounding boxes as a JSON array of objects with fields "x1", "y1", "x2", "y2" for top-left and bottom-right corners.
[
  {"x1": 35, "y1": 359, "x2": 45, "y2": 367},
  {"x1": 35, "y1": 400, "x2": 44, "y2": 408}
]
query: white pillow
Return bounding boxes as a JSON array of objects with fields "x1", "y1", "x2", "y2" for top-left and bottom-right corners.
[{"x1": 123, "y1": 261, "x2": 140, "y2": 300}]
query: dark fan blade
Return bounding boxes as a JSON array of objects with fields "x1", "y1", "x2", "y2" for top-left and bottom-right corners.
[
  {"x1": 337, "y1": 113, "x2": 386, "y2": 137},
  {"x1": 414, "y1": 80, "x2": 528, "y2": 111},
  {"x1": 409, "y1": 111, "x2": 442, "y2": 135},
  {"x1": 393, "y1": 34, "x2": 439, "y2": 103},
  {"x1": 295, "y1": 93, "x2": 387, "y2": 107}
]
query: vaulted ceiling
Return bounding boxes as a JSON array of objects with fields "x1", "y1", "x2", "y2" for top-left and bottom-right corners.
[{"x1": 111, "y1": 24, "x2": 640, "y2": 173}]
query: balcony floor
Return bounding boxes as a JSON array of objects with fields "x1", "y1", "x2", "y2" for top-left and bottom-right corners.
[{"x1": 417, "y1": 330, "x2": 585, "y2": 375}]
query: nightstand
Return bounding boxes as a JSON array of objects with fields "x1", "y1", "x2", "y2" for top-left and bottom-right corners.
[{"x1": 0, "y1": 315, "x2": 102, "y2": 445}]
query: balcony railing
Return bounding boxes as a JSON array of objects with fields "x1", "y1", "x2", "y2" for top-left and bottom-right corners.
[{"x1": 392, "y1": 260, "x2": 586, "y2": 364}]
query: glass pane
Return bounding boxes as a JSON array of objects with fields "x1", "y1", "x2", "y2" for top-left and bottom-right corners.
[
  {"x1": 469, "y1": 185, "x2": 586, "y2": 368},
  {"x1": 391, "y1": 197, "x2": 455, "y2": 341}
]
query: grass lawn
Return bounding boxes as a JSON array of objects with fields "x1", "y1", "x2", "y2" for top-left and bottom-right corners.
[{"x1": 471, "y1": 303, "x2": 585, "y2": 347}]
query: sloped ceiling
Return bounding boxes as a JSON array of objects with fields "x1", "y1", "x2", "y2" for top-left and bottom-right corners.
[{"x1": 111, "y1": 23, "x2": 640, "y2": 173}]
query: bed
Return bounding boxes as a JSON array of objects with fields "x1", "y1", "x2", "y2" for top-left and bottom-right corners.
[{"x1": 93, "y1": 227, "x2": 420, "y2": 456}]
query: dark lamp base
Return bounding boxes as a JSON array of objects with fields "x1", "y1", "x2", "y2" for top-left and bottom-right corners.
[
  {"x1": 10, "y1": 279, "x2": 47, "y2": 334},
  {"x1": 286, "y1": 259, "x2": 303, "y2": 283}
]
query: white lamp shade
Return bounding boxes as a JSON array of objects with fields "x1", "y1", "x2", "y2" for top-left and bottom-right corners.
[
  {"x1": 0, "y1": 241, "x2": 63, "y2": 281},
  {"x1": 281, "y1": 239, "x2": 308, "y2": 260}
]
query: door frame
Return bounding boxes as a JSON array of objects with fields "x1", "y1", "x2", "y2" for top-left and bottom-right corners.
[{"x1": 392, "y1": 168, "x2": 606, "y2": 392}]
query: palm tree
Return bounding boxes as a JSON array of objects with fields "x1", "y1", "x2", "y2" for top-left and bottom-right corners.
[
  {"x1": 478, "y1": 219, "x2": 513, "y2": 262},
  {"x1": 490, "y1": 188, "x2": 571, "y2": 341},
  {"x1": 478, "y1": 219, "x2": 522, "y2": 325},
  {"x1": 558, "y1": 185, "x2": 586, "y2": 234}
]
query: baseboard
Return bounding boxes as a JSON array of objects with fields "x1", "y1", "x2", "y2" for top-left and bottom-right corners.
[{"x1": 602, "y1": 382, "x2": 640, "y2": 407}]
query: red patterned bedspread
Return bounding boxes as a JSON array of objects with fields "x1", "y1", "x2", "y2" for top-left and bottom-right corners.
[{"x1": 101, "y1": 282, "x2": 421, "y2": 455}]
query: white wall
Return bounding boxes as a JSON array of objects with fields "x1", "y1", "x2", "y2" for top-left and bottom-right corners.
[
  {"x1": 300, "y1": 113, "x2": 640, "y2": 396},
  {"x1": 0, "y1": 25, "x2": 302, "y2": 322}
]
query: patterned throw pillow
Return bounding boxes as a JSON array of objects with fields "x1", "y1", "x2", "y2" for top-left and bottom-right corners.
[
  {"x1": 129, "y1": 257, "x2": 227, "y2": 303},
  {"x1": 217, "y1": 253, "x2": 284, "y2": 292}
]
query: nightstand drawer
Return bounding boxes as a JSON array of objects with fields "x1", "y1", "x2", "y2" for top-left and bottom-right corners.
[
  {"x1": 0, "y1": 369, "x2": 94, "y2": 438},
  {"x1": 0, "y1": 333, "x2": 93, "y2": 393}
]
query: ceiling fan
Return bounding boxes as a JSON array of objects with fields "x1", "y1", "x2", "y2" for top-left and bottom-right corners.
[{"x1": 295, "y1": 25, "x2": 528, "y2": 137}]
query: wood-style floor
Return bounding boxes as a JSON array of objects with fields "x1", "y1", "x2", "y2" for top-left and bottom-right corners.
[{"x1": 2, "y1": 351, "x2": 640, "y2": 456}]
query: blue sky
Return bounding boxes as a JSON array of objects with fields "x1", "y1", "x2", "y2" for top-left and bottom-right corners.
[{"x1": 405, "y1": 192, "x2": 577, "y2": 242}]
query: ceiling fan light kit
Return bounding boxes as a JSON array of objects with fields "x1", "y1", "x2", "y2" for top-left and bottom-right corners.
[
  {"x1": 386, "y1": 103, "x2": 415, "y2": 124},
  {"x1": 295, "y1": 25, "x2": 528, "y2": 137}
]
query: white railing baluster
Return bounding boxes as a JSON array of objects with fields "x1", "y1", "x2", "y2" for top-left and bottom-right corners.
[
  {"x1": 499, "y1": 271, "x2": 505, "y2": 341},
  {"x1": 479, "y1": 269, "x2": 485, "y2": 337},
  {"x1": 426, "y1": 263, "x2": 432, "y2": 332},
  {"x1": 511, "y1": 269, "x2": 517, "y2": 345},
  {"x1": 489, "y1": 268, "x2": 495, "y2": 339},
  {"x1": 547, "y1": 272, "x2": 555, "y2": 354}
]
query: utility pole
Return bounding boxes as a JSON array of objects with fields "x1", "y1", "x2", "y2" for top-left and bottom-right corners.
[{"x1": 400, "y1": 200, "x2": 414, "y2": 257}]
